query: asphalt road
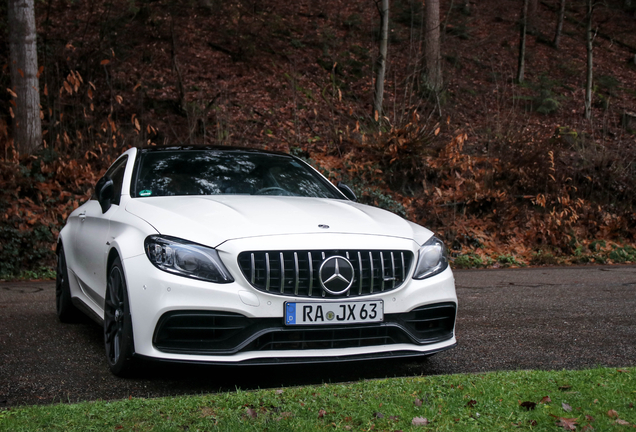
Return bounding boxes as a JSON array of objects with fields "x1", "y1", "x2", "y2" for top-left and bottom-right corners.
[{"x1": 1, "y1": 265, "x2": 635, "y2": 407}]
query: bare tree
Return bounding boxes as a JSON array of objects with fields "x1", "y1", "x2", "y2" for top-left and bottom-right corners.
[
  {"x1": 423, "y1": 0, "x2": 443, "y2": 93},
  {"x1": 8, "y1": 0, "x2": 42, "y2": 155},
  {"x1": 517, "y1": 0, "x2": 529, "y2": 83},
  {"x1": 373, "y1": 0, "x2": 389, "y2": 120},
  {"x1": 553, "y1": 0, "x2": 566, "y2": 48},
  {"x1": 584, "y1": 0, "x2": 594, "y2": 120},
  {"x1": 527, "y1": 0, "x2": 538, "y2": 33},
  {"x1": 462, "y1": 0, "x2": 471, "y2": 15}
]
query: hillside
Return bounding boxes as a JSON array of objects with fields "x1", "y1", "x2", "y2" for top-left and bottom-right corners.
[{"x1": 1, "y1": 0, "x2": 635, "y2": 277}]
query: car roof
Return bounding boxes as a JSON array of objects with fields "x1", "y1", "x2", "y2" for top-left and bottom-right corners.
[{"x1": 139, "y1": 145, "x2": 292, "y2": 158}]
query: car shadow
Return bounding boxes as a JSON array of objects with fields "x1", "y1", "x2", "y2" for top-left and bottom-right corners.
[
  {"x1": 62, "y1": 311, "x2": 453, "y2": 401},
  {"x1": 130, "y1": 354, "x2": 446, "y2": 393}
]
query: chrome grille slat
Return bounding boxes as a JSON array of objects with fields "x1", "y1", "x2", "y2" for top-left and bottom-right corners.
[
  {"x1": 250, "y1": 253, "x2": 255, "y2": 285},
  {"x1": 369, "y1": 252, "x2": 374, "y2": 294},
  {"x1": 308, "y1": 252, "x2": 314, "y2": 297},
  {"x1": 391, "y1": 252, "x2": 396, "y2": 289},
  {"x1": 279, "y1": 252, "x2": 285, "y2": 293},
  {"x1": 345, "y1": 252, "x2": 351, "y2": 297},
  {"x1": 265, "y1": 252, "x2": 271, "y2": 291},
  {"x1": 320, "y1": 252, "x2": 326, "y2": 298},
  {"x1": 238, "y1": 250, "x2": 413, "y2": 298},
  {"x1": 380, "y1": 251, "x2": 385, "y2": 292},
  {"x1": 357, "y1": 251, "x2": 363, "y2": 296},
  {"x1": 293, "y1": 252, "x2": 299, "y2": 295}
]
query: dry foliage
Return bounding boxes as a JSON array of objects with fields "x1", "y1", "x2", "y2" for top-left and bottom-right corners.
[{"x1": 1, "y1": 0, "x2": 635, "y2": 277}]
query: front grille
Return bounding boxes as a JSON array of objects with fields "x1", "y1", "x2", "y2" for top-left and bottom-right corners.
[
  {"x1": 153, "y1": 303, "x2": 455, "y2": 355},
  {"x1": 237, "y1": 250, "x2": 413, "y2": 298}
]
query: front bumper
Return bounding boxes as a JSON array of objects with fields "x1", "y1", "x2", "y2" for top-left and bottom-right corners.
[
  {"x1": 153, "y1": 302, "x2": 456, "y2": 355},
  {"x1": 134, "y1": 344, "x2": 457, "y2": 366},
  {"x1": 122, "y1": 235, "x2": 457, "y2": 364}
]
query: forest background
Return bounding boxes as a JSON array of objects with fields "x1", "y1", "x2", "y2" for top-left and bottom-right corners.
[{"x1": 0, "y1": 0, "x2": 635, "y2": 279}]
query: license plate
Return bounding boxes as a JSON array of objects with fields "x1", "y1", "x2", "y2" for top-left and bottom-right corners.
[{"x1": 284, "y1": 300, "x2": 384, "y2": 326}]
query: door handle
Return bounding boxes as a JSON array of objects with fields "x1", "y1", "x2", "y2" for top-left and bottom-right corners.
[{"x1": 79, "y1": 212, "x2": 87, "y2": 222}]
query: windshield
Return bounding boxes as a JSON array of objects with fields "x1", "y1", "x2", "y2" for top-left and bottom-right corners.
[{"x1": 132, "y1": 150, "x2": 342, "y2": 199}]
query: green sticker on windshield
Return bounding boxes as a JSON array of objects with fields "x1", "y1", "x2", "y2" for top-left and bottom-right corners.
[{"x1": 140, "y1": 190, "x2": 152, "y2": 197}]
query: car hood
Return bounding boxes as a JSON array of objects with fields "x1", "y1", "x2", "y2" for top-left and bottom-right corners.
[{"x1": 125, "y1": 195, "x2": 432, "y2": 248}]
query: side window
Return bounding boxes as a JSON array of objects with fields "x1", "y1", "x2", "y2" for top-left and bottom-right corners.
[{"x1": 104, "y1": 156, "x2": 128, "y2": 206}]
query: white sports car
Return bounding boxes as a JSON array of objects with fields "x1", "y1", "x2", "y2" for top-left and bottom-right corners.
[{"x1": 56, "y1": 146, "x2": 457, "y2": 376}]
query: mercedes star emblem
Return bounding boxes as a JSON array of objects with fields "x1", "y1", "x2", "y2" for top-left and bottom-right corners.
[{"x1": 318, "y1": 256, "x2": 355, "y2": 295}]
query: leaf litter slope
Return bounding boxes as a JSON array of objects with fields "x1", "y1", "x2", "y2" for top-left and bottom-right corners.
[{"x1": 0, "y1": 0, "x2": 635, "y2": 276}]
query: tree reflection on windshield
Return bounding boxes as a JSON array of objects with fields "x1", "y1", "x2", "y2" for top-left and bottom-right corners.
[{"x1": 133, "y1": 150, "x2": 341, "y2": 199}]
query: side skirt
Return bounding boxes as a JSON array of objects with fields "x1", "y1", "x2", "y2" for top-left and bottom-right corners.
[{"x1": 71, "y1": 297, "x2": 104, "y2": 326}]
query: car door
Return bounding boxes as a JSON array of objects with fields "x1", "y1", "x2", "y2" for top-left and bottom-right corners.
[{"x1": 73, "y1": 156, "x2": 129, "y2": 309}]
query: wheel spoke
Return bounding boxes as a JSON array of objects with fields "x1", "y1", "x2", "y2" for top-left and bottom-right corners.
[
  {"x1": 113, "y1": 333, "x2": 120, "y2": 362},
  {"x1": 105, "y1": 322, "x2": 117, "y2": 343},
  {"x1": 109, "y1": 275, "x2": 119, "y2": 304},
  {"x1": 112, "y1": 272, "x2": 122, "y2": 303}
]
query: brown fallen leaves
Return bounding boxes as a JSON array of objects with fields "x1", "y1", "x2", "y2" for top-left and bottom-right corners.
[
  {"x1": 199, "y1": 407, "x2": 216, "y2": 418},
  {"x1": 519, "y1": 401, "x2": 537, "y2": 411},
  {"x1": 555, "y1": 417, "x2": 578, "y2": 431},
  {"x1": 242, "y1": 404, "x2": 294, "y2": 422},
  {"x1": 608, "y1": 410, "x2": 632, "y2": 426},
  {"x1": 518, "y1": 395, "x2": 551, "y2": 411},
  {"x1": 547, "y1": 406, "x2": 634, "y2": 431},
  {"x1": 411, "y1": 417, "x2": 429, "y2": 426}
]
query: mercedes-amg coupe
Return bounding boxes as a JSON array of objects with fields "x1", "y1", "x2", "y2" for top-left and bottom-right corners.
[{"x1": 56, "y1": 146, "x2": 457, "y2": 376}]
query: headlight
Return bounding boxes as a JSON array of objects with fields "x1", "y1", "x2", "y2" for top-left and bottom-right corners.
[
  {"x1": 413, "y1": 236, "x2": 448, "y2": 280},
  {"x1": 144, "y1": 236, "x2": 234, "y2": 283}
]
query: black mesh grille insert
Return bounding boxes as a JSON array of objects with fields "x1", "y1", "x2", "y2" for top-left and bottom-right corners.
[
  {"x1": 397, "y1": 303, "x2": 457, "y2": 342},
  {"x1": 153, "y1": 312, "x2": 253, "y2": 353},
  {"x1": 237, "y1": 250, "x2": 413, "y2": 298},
  {"x1": 245, "y1": 326, "x2": 409, "y2": 351}
]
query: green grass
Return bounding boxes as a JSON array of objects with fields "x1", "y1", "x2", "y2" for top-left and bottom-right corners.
[{"x1": 1, "y1": 368, "x2": 634, "y2": 431}]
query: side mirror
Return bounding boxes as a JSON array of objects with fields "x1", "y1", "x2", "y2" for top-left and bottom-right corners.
[
  {"x1": 337, "y1": 182, "x2": 357, "y2": 202},
  {"x1": 95, "y1": 176, "x2": 114, "y2": 213}
]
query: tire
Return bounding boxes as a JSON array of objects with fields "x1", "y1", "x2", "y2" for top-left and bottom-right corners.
[
  {"x1": 56, "y1": 245, "x2": 82, "y2": 323},
  {"x1": 104, "y1": 257, "x2": 136, "y2": 376}
]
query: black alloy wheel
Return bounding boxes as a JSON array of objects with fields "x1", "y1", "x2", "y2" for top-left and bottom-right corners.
[
  {"x1": 55, "y1": 245, "x2": 81, "y2": 323},
  {"x1": 104, "y1": 257, "x2": 135, "y2": 376}
]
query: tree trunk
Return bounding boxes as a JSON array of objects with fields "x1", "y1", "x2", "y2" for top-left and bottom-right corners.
[
  {"x1": 584, "y1": 0, "x2": 593, "y2": 120},
  {"x1": 423, "y1": 0, "x2": 443, "y2": 92},
  {"x1": 527, "y1": 0, "x2": 538, "y2": 33},
  {"x1": 553, "y1": 0, "x2": 566, "y2": 49},
  {"x1": 517, "y1": 0, "x2": 529, "y2": 83},
  {"x1": 462, "y1": 0, "x2": 470, "y2": 15},
  {"x1": 8, "y1": 0, "x2": 42, "y2": 156},
  {"x1": 373, "y1": 0, "x2": 389, "y2": 120}
]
